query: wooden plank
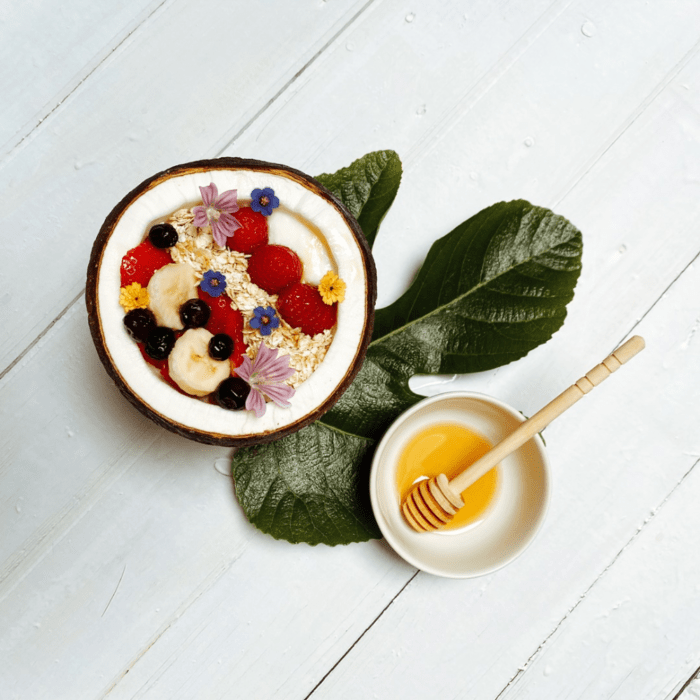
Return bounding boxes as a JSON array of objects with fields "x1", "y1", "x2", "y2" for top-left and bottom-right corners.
[
  {"x1": 0, "y1": 0, "x2": 372, "y2": 375},
  {"x1": 493, "y1": 261, "x2": 700, "y2": 700},
  {"x1": 0, "y1": 0, "x2": 162, "y2": 157},
  {"x1": 2, "y1": 0, "x2": 700, "y2": 697}
]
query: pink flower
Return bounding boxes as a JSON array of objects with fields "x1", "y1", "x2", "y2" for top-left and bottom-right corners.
[
  {"x1": 193, "y1": 183, "x2": 241, "y2": 247},
  {"x1": 236, "y1": 342, "x2": 296, "y2": 418}
]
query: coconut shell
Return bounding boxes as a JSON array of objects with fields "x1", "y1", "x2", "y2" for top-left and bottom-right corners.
[{"x1": 86, "y1": 158, "x2": 376, "y2": 446}]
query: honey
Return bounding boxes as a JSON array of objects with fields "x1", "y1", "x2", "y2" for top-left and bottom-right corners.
[{"x1": 396, "y1": 422, "x2": 498, "y2": 530}]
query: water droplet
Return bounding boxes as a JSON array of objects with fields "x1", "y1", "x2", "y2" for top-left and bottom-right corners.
[
  {"x1": 524, "y1": 136, "x2": 535, "y2": 147},
  {"x1": 33, "y1": 622, "x2": 41, "y2": 628},
  {"x1": 74, "y1": 161, "x2": 82, "y2": 170},
  {"x1": 405, "y1": 13, "x2": 415, "y2": 23},
  {"x1": 346, "y1": 42, "x2": 355, "y2": 52},
  {"x1": 581, "y1": 21, "x2": 596, "y2": 37},
  {"x1": 470, "y1": 171, "x2": 478, "y2": 181},
  {"x1": 66, "y1": 428, "x2": 75, "y2": 438},
  {"x1": 415, "y1": 104, "x2": 427, "y2": 116},
  {"x1": 544, "y1": 665, "x2": 553, "y2": 676},
  {"x1": 214, "y1": 458, "x2": 230, "y2": 476},
  {"x1": 618, "y1": 244, "x2": 627, "y2": 253},
  {"x1": 15, "y1": 504, "x2": 21, "y2": 513}
]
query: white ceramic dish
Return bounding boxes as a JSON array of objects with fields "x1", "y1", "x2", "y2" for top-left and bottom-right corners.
[{"x1": 370, "y1": 391, "x2": 550, "y2": 578}]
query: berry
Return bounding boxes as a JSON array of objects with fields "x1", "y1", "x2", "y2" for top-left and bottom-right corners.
[
  {"x1": 209, "y1": 333, "x2": 234, "y2": 361},
  {"x1": 148, "y1": 223, "x2": 179, "y2": 248},
  {"x1": 179, "y1": 299, "x2": 211, "y2": 328},
  {"x1": 120, "y1": 239, "x2": 172, "y2": 287},
  {"x1": 226, "y1": 207, "x2": 268, "y2": 254},
  {"x1": 197, "y1": 288, "x2": 246, "y2": 368},
  {"x1": 247, "y1": 245, "x2": 302, "y2": 295},
  {"x1": 145, "y1": 327, "x2": 176, "y2": 360},
  {"x1": 277, "y1": 282, "x2": 337, "y2": 336},
  {"x1": 215, "y1": 377, "x2": 251, "y2": 410},
  {"x1": 123, "y1": 308, "x2": 156, "y2": 342}
]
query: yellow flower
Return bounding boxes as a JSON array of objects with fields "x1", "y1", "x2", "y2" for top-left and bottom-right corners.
[
  {"x1": 119, "y1": 282, "x2": 150, "y2": 312},
  {"x1": 318, "y1": 271, "x2": 346, "y2": 305}
]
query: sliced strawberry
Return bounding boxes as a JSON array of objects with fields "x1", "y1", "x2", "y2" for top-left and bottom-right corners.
[
  {"x1": 277, "y1": 282, "x2": 337, "y2": 337},
  {"x1": 247, "y1": 244, "x2": 302, "y2": 295},
  {"x1": 137, "y1": 342, "x2": 187, "y2": 394},
  {"x1": 198, "y1": 288, "x2": 246, "y2": 368},
  {"x1": 226, "y1": 207, "x2": 268, "y2": 254},
  {"x1": 120, "y1": 239, "x2": 172, "y2": 287}
]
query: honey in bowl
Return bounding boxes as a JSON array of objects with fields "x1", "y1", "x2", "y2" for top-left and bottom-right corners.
[{"x1": 396, "y1": 422, "x2": 499, "y2": 531}]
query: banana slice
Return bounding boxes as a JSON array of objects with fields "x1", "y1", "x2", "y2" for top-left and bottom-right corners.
[
  {"x1": 147, "y1": 263, "x2": 198, "y2": 330},
  {"x1": 169, "y1": 328, "x2": 230, "y2": 396}
]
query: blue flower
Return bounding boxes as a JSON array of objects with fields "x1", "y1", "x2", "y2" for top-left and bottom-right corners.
[
  {"x1": 250, "y1": 306, "x2": 280, "y2": 336},
  {"x1": 250, "y1": 187, "x2": 280, "y2": 217},
  {"x1": 200, "y1": 270, "x2": 227, "y2": 298}
]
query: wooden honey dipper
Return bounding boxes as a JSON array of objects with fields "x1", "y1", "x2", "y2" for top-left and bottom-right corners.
[{"x1": 402, "y1": 336, "x2": 646, "y2": 532}]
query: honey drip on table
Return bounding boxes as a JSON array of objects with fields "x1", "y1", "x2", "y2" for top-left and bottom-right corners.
[{"x1": 396, "y1": 422, "x2": 498, "y2": 530}]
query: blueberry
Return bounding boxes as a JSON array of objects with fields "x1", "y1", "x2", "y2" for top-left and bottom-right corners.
[
  {"x1": 209, "y1": 333, "x2": 234, "y2": 361},
  {"x1": 145, "y1": 327, "x2": 175, "y2": 360},
  {"x1": 215, "y1": 377, "x2": 250, "y2": 410},
  {"x1": 148, "y1": 223, "x2": 178, "y2": 248},
  {"x1": 179, "y1": 299, "x2": 210, "y2": 328},
  {"x1": 123, "y1": 308, "x2": 156, "y2": 342}
]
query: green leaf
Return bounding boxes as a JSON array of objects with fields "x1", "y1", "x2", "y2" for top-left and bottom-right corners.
[
  {"x1": 232, "y1": 422, "x2": 380, "y2": 545},
  {"x1": 232, "y1": 198, "x2": 582, "y2": 546},
  {"x1": 371, "y1": 199, "x2": 583, "y2": 374},
  {"x1": 315, "y1": 150, "x2": 402, "y2": 248}
]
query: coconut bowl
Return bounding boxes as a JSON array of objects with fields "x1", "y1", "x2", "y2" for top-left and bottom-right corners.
[{"x1": 86, "y1": 158, "x2": 376, "y2": 446}]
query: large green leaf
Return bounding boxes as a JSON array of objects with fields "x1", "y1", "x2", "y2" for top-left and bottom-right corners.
[
  {"x1": 316, "y1": 150, "x2": 402, "y2": 248},
  {"x1": 232, "y1": 189, "x2": 583, "y2": 545},
  {"x1": 233, "y1": 423, "x2": 380, "y2": 545}
]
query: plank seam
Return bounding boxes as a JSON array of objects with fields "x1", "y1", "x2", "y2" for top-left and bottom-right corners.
[
  {"x1": 214, "y1": 0, "x2": 378, "y2": 157},
  {"x1": 492, "y1": 456, "x2": 700, "y2": 700},
  {"x1": 303, "y1": 570, "x2": 419, "y2": 699},
  {"x1": 0, "y1": 0, "x2": 174, "y2": 164},
  {"x1": 669, "y1": 663, "x2": 700, "y2": 700},
  {"x1": 0, "y1": 287, "x2": 84, "y2": 385}
]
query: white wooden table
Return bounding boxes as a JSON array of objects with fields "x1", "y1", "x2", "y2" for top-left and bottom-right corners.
[{"x1": 3, "y1": 1, "x2": 700, "y2": 698}]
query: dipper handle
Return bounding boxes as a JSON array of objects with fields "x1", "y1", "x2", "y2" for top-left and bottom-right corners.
[{"x1": 447, "y1": 336, "x2": 645, "y2": 499}]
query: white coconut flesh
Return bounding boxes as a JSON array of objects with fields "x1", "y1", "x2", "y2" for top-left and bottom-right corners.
[{"x1": 97, "y1": 168, "x2": 369, "y2": 437}]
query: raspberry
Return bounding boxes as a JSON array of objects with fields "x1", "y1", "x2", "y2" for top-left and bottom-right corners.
[
  {"x1": 226, "y1": 207, "x2": 268, "y2": 254},
  {"x1": 277, "y1": 282, "x2": 337, "y2": 337},
  {"x1": 198, "y1": 289, "x2": 246, "y2": 368},
  {"x1": 247, "y1": 245, "x2": 302, "y2": 295},
  {"x1": 120, "y1": 239, "x2": 172, "y2": 287}
]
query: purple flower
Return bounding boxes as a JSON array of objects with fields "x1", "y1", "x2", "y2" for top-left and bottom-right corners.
[
  {"x1": 250, "y1": 187, "x2": 280, "y2": 217},
  {"x1": 236, "y1": 343, "x2": 296, "y2": 418},
  {"x1": 193, "y1": 183, "x2": 241, "y2": 247},
  {"x1": 249, "y1": 305, "x2": 280, "y2": 336},
  {"x1": 200, "y1": 270, "x2": 227, "y2": 298}
]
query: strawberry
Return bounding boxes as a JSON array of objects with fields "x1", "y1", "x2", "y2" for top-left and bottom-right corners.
[
  {"x1": 198, "y1": 289, "x2": 246, "y2": 368},
  {"x1": 226, "y1": 207, "x2": 268, "y2": 254},
  {"x1": 277, "y1": 282, "x2": 337, "y2": 337},
  {"x1": 137, "y1": 341, "x2": 187, "y2": 394},
  {"x1": 120, "y1": 239, "x2": 172, "y2": 287},
  {"x1": 247, "y1": 245, "x2": 302, "y2": 295}
]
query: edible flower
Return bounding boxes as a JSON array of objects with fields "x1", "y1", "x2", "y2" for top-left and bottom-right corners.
[
  {"x1": 119, "y1": 282, "x2": 149, "y2": 312},
  {"x1": 250, "y1": 187, "x2": 280, "y2": 217},
  {"x1": 249, "y1": 305, "x2": 280, "y2": 336},
  {"x1": 200, "y1": 269, "x2": 227, "y2": 298},
  {"x1": 318, "y1": 271, "x2": 346, "y2": 305},
  {"x1": 193, "y1": 183, "x2": 241, "y2": 247},
  {"x1": 236, "y1": 343, "x2": 296, "y2": 417}
]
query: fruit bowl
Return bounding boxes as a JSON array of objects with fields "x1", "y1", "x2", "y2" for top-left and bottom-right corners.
[{"x1": 86, "y1": 158, "x2": 376, "y2": 446}]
